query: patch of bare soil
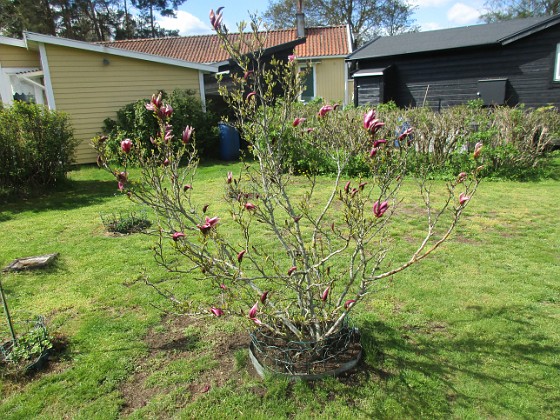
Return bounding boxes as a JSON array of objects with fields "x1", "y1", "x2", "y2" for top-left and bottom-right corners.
[{"x1": 118, "y1": 315, "x2": 251, "y2": 416}]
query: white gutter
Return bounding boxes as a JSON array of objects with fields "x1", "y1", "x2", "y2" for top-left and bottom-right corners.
[{"x1": 0, "y1": 36, "x2": 27, "y2": 48}]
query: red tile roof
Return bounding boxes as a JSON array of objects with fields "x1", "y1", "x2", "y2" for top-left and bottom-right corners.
[{"x1": 98, "y1": 26, "x2": 350, "y2": 64}]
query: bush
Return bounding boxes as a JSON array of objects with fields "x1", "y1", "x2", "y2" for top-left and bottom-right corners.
[
  {"x1": 102, "y1": 89, "x2": 220, "y2": 162},
  {"x1": 280, "y1": 103, "x2": 560, "y2": 180},
  {"x1": 0, "y1": 101, "x2": 77, "y2": 197}
]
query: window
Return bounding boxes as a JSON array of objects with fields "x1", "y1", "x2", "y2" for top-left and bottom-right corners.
[
  {"x1": 0, "y1": 68, "x2": 46, "y2": 105},
  {"x1": 555, "y1": 44, "x2": 560, "y2": 82},
  {"x1": 299, "y1": 65, "x2": 315, "y2": 102}
]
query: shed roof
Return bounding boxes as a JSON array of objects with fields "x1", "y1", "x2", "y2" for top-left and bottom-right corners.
[
  {"x1": 349, "y1": 14, "x2": 560, "y2": 60},
  {"x1": 98, "y1": 26, "x2": 352, "y2": 64}
]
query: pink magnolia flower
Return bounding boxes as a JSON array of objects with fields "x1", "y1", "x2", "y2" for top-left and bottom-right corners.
[
  {"x1": 457, "y1": 172, "x2": 467, "y2": 183},
  {"x1": 183, "y1": 184, "x2": 192, "y2": 191},
  {"x1": 245, "y1": 202, "x2": 257, "y2": 211},
  {"x1": 306, "y1": 127, "x2": 315, "y2": 133},
  {"x1": 293, "y1": 117, "x2": 306, "y2": 127},
  {"x1": 145, "y1": 93, "x2": 162, "y2": 111},
  {"x1": 237, "y1": 250, "x2": 246, "y2": 263},
  {"x1": 288, "y1": 54, "x2": 296, "y2": 62},
  {"x1": 344, "y1": 299, "x2": 356, "y2": 309},
  {"x1": 211, "y1": 307, "x2": 224, "y2": 317},
  {"x1": 117, "y1": 171, "x2": 127, "y2": 190},
  {"x1": 318, "y1": 105, "x2": 334, "y2": 117},
  {"x1": 363, "y1": 110, "x2": 376, "y2": 130},
  {"x1": 373, "y1": 200, "x2": 389, "y2": 218},
  {"x1": 163, "y1": 158, "x2": 170, "y2": 166},
  {"x1": 246, "y1": 91, "x2": 257, "y2": 102},
  {"x1": 287, "y1": 266, "x2": 297, "y2": 276},
  {"x1": 248, "y1": 302, "x2": 258, "y2": 319},
  {"x1": 209, "y1": 7, "x2": 224, "y2": 30},
  {"x1": 398, "y1": 127, "x2": 413, "y2": 140},
  {"x1": 260, "y1": 291, "x2": 269, "y2": 304},
  {"x1": 226, "y1": 171, "x2": 233, "y2": 184},
  {"x1": 161, "y1": 104, "x2": 173, "y2": 118},
  {"x1": 369, "y1": 147, "x2": 379, "y2": 158},
  {"x1": 182, "y1": 126, "x2": 194, "y2": 144},
  {"x1": 373, "y1": 139, "x2": 387, "y2": 148},
  {"x1": 121, "y1": 139, "x2": 132, "y2": 153},
  {"x1": 474, "y1": 142, "x2": 483, "y2": 159},
  {"x1": 321, "y1": 287, "x2": 330, "y2": 302},
  {"x1": 459, "y1": 192, "x2": 470, "y2": 205},
  {"x1": 164, "y1": 130, "x2": 174, "y2": 143},
  {"x1": 197, "y1": 216, "x2": 220, "y2": 234},
  {"x1": 172, "y1": 232, "x2": 185, "y2": 241},
  {"x1": 344, "y1": 181, "x2": 351, "y2": 193},
  {"x1": 116, "y1": 171, "x2": 127, "y2": 183},
  {"x1": 219, "y1": 283, "x2": 227, "y2": 290},
  {"x1": 367, "y1": 119, "x2": 385, "y2": 134}
]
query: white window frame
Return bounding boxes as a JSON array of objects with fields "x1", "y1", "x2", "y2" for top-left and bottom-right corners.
[
  {"x1": 555, "y1": 43, "x2": 560, "y2": 82},
  {"x1": 0, "y1": 67, "x2": 46, "y2": 105},
  {"x1": 299, "y1": 63, "x2": 317, "y2": 102}
]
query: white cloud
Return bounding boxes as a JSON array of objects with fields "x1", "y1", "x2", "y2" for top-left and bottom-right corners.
[
  {"x1": 157, "y1": 10, "x2": 213, "y2": 36},
  {"x1": 420, "y1": 22, "x2": 444, "y2": 31},
  {"x1": 408, "y1": 0, "x2": 450, "y2": 7},
  {"x1": 447, "y1": 3, "x2": 482, "y2": 25}
]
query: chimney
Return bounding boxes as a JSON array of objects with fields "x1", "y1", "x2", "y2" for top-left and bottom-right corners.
[{"x1": 296, "y1": 0, "x2": 305, "y2": 38}]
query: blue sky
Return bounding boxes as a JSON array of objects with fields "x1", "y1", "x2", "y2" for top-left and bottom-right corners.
[{"x1": 157, "y1": 0, "x2": 489, "y2": 36}]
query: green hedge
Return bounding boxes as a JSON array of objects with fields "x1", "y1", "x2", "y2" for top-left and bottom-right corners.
[{"x1": 0, "y1": 101, "x2": 77, "y2": 197}]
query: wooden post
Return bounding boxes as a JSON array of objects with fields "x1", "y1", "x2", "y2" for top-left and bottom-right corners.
[{"x1": 0, "y1": 273, "x2": 17, "y2": 345}]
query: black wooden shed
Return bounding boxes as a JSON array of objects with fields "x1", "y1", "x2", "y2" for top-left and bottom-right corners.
[{"x1": 347, "y1": 15, "x2": 560, "y2": 109}]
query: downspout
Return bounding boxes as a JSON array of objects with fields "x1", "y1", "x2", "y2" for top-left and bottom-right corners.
[
  {"x1": 345, "y1": 24, "x2": 354, "y2": 106},
  {"x1": 198, "y1": 71, "x2": 207, "y2": 112},
  {"x1": 344, "y1": 61, "x2": 349, "y2": 106}
]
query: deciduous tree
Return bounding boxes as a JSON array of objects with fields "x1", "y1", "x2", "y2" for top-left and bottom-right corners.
[
  {"x1": 482, "y1": 0, "x2": 560, "y2": 22},
  {"x1": 262, "y1": 0, "x2": 417, "y2": 47}
]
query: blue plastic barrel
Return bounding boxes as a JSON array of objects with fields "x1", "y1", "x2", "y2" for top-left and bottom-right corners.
[{"x1": 218, "y1": 122, "x2": 240, "y2": 161}]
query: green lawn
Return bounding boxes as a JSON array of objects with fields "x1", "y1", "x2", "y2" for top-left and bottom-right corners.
[{"x1": 0, "y1": 162, "x2": 559, "y2": 419}]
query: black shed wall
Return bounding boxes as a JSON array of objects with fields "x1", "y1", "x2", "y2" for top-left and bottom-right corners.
[{"x1": 352, "y1": 25, "x2": 560, "y2": 109}]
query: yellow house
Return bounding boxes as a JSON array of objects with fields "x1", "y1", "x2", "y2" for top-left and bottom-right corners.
[{"x1": 0, "y1": 33, "x2": 217, "y2": 164}]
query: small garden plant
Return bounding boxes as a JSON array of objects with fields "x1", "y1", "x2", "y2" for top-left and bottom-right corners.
[
  {"x1": 93, "y1": 10, "x2": 481, "y2": 374},
  {"x1": 100, "y1": 210, "x2": 152, "y2": 234},
  {"x1": 1, "y1": 273, "x2": 53, "y2": 375}
]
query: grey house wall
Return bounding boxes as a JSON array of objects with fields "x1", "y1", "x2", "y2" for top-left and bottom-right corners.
[{"x1": 351, "y1": 25, "x2": 560, "y2": 109}]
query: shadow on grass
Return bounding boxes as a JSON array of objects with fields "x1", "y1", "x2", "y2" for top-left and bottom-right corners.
[
  {"x1": 0, "y1": 178, "x2": 119, "y2": 215},
  {"x1": 352, "y1": 307, "x2": 559, "y2": 417}
]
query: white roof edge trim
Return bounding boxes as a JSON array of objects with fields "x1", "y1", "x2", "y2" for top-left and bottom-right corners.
[
  {"x1": 23, "y1": 32, "x2": 219, "y2": 73},
  {"x1": 0, "y1": 36, "x2": 27, "y2": 48},
  {"x1": 297, "y1": 55, "x2": 348, "y2": 60},
  {"x1": 353, "y1": 71, "x2": 384, "y2": 77}
]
